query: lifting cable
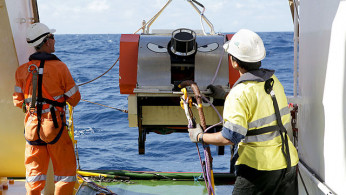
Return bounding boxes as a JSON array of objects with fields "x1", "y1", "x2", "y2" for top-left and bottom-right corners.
[
  {"x1": 290, "y1": 104, "x2": 309, "y2": 195},
  {"x1": 81, "y1": 98, "x2": 127, "y2": 113},
  {"x1": 75, "y1": 3, "x2": 171, "y2": 112},
  {"x1": 77, "y1": 0, "x2": 171, "y2": 87},
  {"x1": 76, "y1": 57, "x2": 126, "y2": 112},
  {"x1": 77, "y1": 58, "x2": 119, "y2": 87},
  {"x1": 76, "y1": 0, "x2": 216, "y2": 112},
  {"x1": 293, "y1": 0, "x2": 300, "y2": 20},
  {"x1": 180, "y1": 81, "x2": 217, "y2": 195},
  {"x1": 192, "y1": 0, "x2": 207, "y2": 35}
]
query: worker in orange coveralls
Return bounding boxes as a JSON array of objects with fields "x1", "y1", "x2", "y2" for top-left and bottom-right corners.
[{"x1": 13, "y1": 23, "x2": 81, "y2": 195}]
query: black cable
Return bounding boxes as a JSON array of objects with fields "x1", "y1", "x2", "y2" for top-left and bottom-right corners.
[
  {"x1": 298, "y1": 166, "x2": 309, "y2": 195},
  {"x1": 191, "y1": 0, "x2": 204, "y2": 9}
]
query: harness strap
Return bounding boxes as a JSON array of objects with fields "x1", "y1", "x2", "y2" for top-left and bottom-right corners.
[
  {"x1": 25, "y1": 136, "x2": 47, "y2": 145},
  {"x1": 47, "y1": 115, "x2": 66, "y2": 145},
  {"x1": 36, "y1": 60, "x2": 45, "y2": 141},
  {"x1": 246, "y1": 125, "x2": 279, "y2": 136},
  {"x1": 30, "y1": 71, "x2": 38, "y2": 111},
  {"x1": 25, "y1": 60, "x2": 66, "y2": 146},
  {"x1": 246, "y1": 78, "x2": 291, "y2": 173},
  {"x1": 271, "y1": 96, "x2": 291, "y2": 174},
  {"x1": 25, "y1": 114, "x2": 66, "y2": 145},
  {"x1": 42, "y1": 98, "x2": 66, "y2": 108},
  {"x1": 265, "y1": 78, "x2": 291, "y2": 173},
  {"x1": 50, "y1": 105, "x2": 59, "y2": 128}
]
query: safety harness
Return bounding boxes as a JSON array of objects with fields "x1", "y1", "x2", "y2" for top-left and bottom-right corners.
[
  {"x1": 24, "y1": 53, "x2": 66, "y2": 145},
  {"x1": 228, "y1": 69, "x2": 292, "y2": 173},
  {"x1": 245, "y1": 77, "x2": 291, "y2": 173}
]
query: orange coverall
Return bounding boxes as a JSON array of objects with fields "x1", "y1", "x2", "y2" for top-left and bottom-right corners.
[{"x1": 13, "y1": 52, "x2": 81, "y2": 195}]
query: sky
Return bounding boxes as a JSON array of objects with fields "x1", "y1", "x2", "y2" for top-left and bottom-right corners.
[{"x1": 36, "y1": 0, "x2": 294, "y2": 34}]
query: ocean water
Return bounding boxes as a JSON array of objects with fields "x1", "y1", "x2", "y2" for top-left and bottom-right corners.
[{"x1": 54, "y1": 32, "x2": 294, "y2": 173}]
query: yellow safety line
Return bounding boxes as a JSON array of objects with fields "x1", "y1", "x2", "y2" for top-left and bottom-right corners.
[
  {"x1": 77, "y1": 170, "x2": 111, "y2": 178},
  {"x1": 67, "y1": 103, "x2": 76, "y2": 144}
]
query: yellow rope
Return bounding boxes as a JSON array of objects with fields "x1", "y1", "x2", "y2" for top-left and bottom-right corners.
[
  {"x1": 67, "y1": 103, "x2": 81, "y2": 170},
  {"x1": 67, "y1": 103, "x2": 76, "y2": 144}
]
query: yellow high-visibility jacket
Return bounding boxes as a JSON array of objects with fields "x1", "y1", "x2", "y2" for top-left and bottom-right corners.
[{"x1": 221, "y1": 69, "x2": 298, "y2": 171}]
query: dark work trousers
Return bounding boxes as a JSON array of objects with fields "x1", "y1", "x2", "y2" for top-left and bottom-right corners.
[{"x1": 232, "y1": 165, "x2": 298, "y2": 195}]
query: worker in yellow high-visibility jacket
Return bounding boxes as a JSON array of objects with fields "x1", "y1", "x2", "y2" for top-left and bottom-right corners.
[{"x1": 188, "y1": 29, "x2": 299, "y2": 195}]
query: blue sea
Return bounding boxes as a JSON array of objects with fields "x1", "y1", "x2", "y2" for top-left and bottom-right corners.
[{"x1": 54, "y1": 32, "x2": 294, "y2": 173}]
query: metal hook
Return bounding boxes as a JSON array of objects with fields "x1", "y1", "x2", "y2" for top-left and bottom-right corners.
[{"x1": 28, "y1": 64, "x2": 38, "y2": 73}]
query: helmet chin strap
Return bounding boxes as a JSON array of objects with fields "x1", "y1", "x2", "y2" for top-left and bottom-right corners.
[{"x1": 35, "y1": 37, "x2": 48, "y2": 51}]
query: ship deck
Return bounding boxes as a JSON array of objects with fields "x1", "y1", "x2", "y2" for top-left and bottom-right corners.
[{"x1": 2, "y1": 178, "x2": 234, "y2": 195}]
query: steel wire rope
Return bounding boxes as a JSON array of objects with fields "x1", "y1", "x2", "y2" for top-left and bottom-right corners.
[
  {"x1": 76, "y1": 57, "x2": 125, "y2": 112},
  {"x1": 78, "y1": 0, "x2": 171, "y2": 87},
  {"x1": 290, "y1": 105, "x2": 309, "y2": 194},
  {"x1": 293, "y1": 0, "x2": 300, "y2": 20},
  {"x1": 76, "y1": 3, "x2": 170, "y2": 112},
  {"x1": 77, "y1": 58, "x2": 119, "y2": 87},
  {"x1": 133, "y1": 0, "x2": 172, "y2": 34},
  {"x1": 81, "y1": 98, "x2": 127, "y2": 113},
  {"x1": 298, "y1": 166, "x2": 309, "y2": 195},
  {"x1": 192, "y1": 0, "x2": 207, "y2": 35}
]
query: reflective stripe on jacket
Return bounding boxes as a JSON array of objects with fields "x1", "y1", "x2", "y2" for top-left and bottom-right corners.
[{"x1": 221, "y1": 69, "x2": 298, "y2": 171}]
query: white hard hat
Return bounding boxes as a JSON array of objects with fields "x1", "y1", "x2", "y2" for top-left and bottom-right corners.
[
  {"x1": 26, "y1": 23, "x2": 56, "y2": 47},
  {"x1": 223, "y1": 29, "x2": 266, "y2": 63}
]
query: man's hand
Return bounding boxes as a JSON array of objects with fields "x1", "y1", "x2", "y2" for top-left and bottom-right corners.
[
  {"x1": 188, "y1": 124, "x2": 204, "y2": 143},
  {"x1": 207, "y1": 85, "x2": 227, "y2": 99}
]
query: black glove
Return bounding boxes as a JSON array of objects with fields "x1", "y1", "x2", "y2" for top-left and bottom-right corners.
[{"x1": 207, "y1": 85, "x2": 227, "y2": 99}]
